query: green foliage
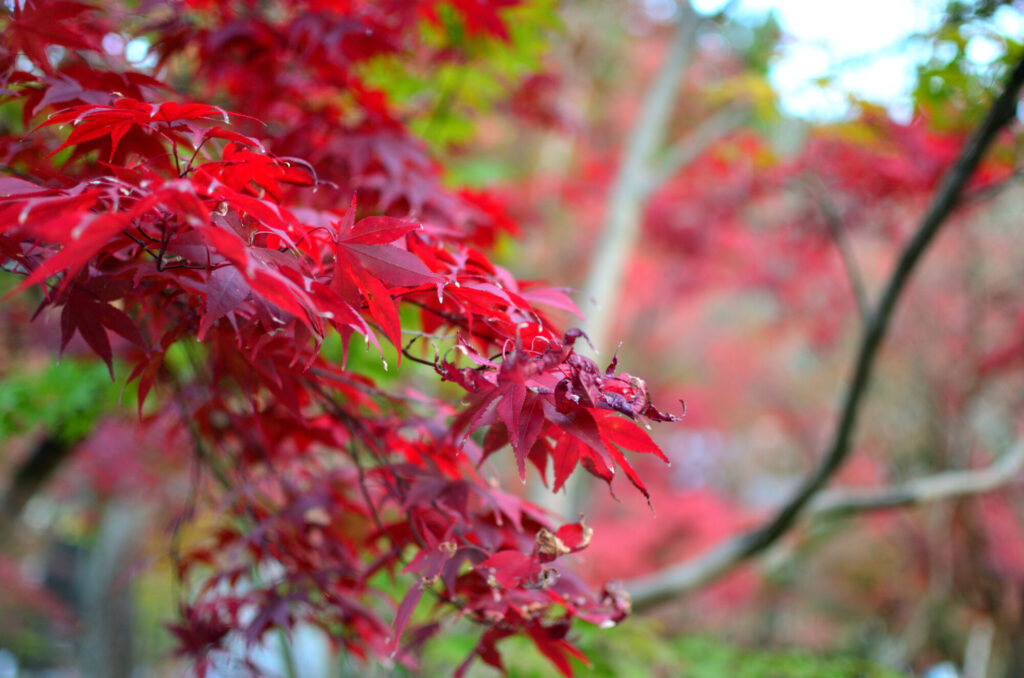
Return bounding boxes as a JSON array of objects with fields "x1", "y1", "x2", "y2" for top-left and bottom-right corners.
[
  {"x1": 667, "y1": 636, "x2": 909, "y2": 678},
  {"x1": 699, "y1": 12, "x2": 782, "y2": 123},
  {"x1": 0, "y1": 359, "x2": 123, "y2": 444},
  {"x1": 443, "y1": 155, "x2": 518, "y2": 188},
  {"x1": 721, "y1": 10, "x2": 783, "y2": 76},
  {"x1": 420, "y1": 618, "x2": 911, "y2": 677},
  {"x1": 913, "y1": 15, "x2": 1024, "y2": 129},
  {"x1": 944, "y1": 0, "x2": 1018, "y2": 23},
  {"x1": 359, "y1": 0, "x2": 560, "y2": 152}
]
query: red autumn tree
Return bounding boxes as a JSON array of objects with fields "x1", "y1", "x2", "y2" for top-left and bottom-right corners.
[
  {"x1": 5, "y1": 1, "x2": 1024, "y2": 676},
  {"x1": 0, "y1": 1, "x2": 682, "y2": 675}
]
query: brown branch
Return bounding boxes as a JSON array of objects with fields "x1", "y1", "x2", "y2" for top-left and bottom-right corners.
[
  {"x1": 401, "y1": 336, "x2": 437, "y2": 369},
  {"x1": 404, "y1": 298, "x2": 474, "y2": 330},
  {"x1": 627, "y1": 51, "x2": 1024, "y2": 612}
]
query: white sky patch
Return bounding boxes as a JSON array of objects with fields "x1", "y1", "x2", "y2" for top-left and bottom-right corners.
[
  {"x1": 126, "y1": 38, "x2": 156, "y2": 66},
  {"x1": 692, "y1": 0, "x2": 954, "y2": 120}
]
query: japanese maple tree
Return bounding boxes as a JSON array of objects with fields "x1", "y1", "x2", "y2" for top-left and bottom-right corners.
[{"x1": 0, "y1": 1, "x2": 682, "y2": 675}]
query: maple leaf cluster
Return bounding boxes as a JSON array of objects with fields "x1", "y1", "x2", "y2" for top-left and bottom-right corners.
[{"x1": 0, "y1": 1, "x2": 681, "y2": 674}]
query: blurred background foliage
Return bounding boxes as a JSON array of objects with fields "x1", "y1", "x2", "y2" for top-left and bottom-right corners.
[{"x1": 419, "y1": 621, "x2": 910, "y2": 677}]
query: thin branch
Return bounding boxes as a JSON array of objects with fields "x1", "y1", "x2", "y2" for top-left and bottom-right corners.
[
  {"x1": 175, "y1": 399, "x2": 233, "y2": 491},
  {"x1": 627, "y1": 52, "x2": 1024, "y2": 612},
  {"x1": 401, "y1": 329, "x2": 458, "y2": 340},
  {"x1": 308, "y1": 366, "x2": 421, "y2": 405},
  {"x1": 579, "y1": 0, "x2": 700, "y2": 353},
  {"x1": 183, "y1": 136, "x2": 213, "y2": 176},
  {"x1": 625, "y1": 529, "x2": 751, "y2": 608},
  {"x1": 0, "y1": 163, "x2": 46, "y2": 185},
  {"x1": 347, "y1": 436, "x2": 391, "y2": 543},
  {"x1": 798, "y1": 175, "x2": 869, "y2": 321},
  {"x1": 169, "y1": 443, "x2": 203, "y2": 585},
  {"x1": 809, "y1": 438, "x2": 1024, "y2": 518},
  {"x1": 307, "y1": 381, "x2": 409, "y2": 514},
  {"x1": 629, "y1": 438, "x2": 1024, "y2": 609},
  {"x1": 743, "y1": 51, "x2": 1024, "y2": 559},
  {"x1": 123, "y1": 229, "x2": 216, "y2": 271},
  {"x1": 167, "y1": 370, "x2": 233, "y2": 491},
  {"x1": 644, "y1": 105, "x2": 750, "y2": 195},
  {"x1": 401, "y1": 336, "x2": 437, "y2": 368},
  {"x1": 405, "y1": 298, "x2": 473, "y2": 329}
]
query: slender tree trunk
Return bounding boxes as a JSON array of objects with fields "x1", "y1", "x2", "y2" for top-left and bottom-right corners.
[
  {"x1": 79, "y1": 503, "x2": 140, "y2": 678},
  {"x1": 535, "y1": 1, "x2": 701, "y2": 520},
  {"x1": 579, "y1": 0, "x2": 698, "y2": 353}
]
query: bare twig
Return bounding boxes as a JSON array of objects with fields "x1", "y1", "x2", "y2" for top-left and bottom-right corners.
[
  {"x1": 173, "y1": 392, "x2": 233, "y2": 491},
  {"x1": 809, "y1": 438, "x2": 1024, "y2": 517},
  {"x1": 645, "y1": 105, "x2": 750, "y2": 194},
  {"x1": 799, "y1": 175, "x2": 869, "y2": 320},
  {"x1": 166, "y1": 358, "x2": 234, "y2": 491},
  {"x1": 401, "y1": 336, "x2": 437, "y2": 368},
  {"x1": 627, "y1": 52, "x2": 1024, "y2": 611},
  {"x1": 0, "y1": 163, "x2": 46, "y2": 185}
]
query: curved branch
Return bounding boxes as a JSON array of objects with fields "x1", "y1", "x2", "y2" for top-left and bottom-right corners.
[
  {"x1": 811, "y1": 438, "x2": 1024, "y2": 517},
  {"x1": 629, "y1": 439, "x2": 1024, "y2": 609},
  {"x1": 627, "y1": 52, "x2": 1024, "y2": 612}
]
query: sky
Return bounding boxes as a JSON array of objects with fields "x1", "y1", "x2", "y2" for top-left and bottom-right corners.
[{"x1": 684, "y1": 0, "x2": 1022, "y2": 120}]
